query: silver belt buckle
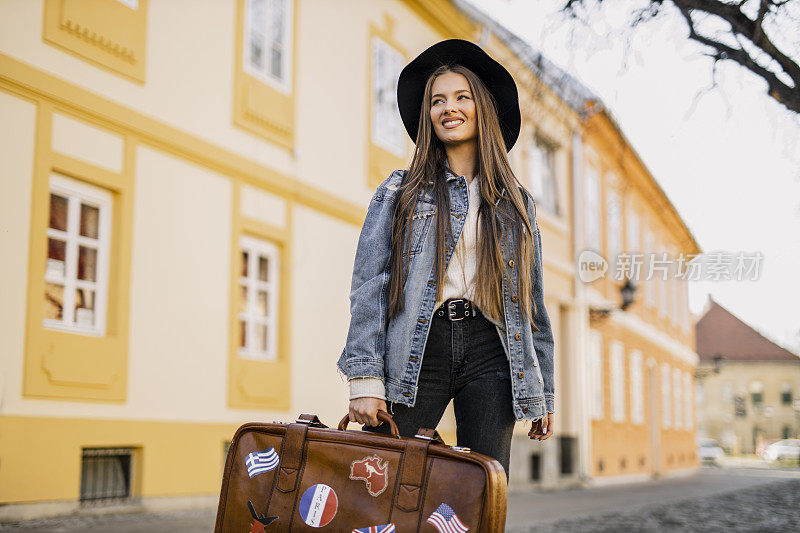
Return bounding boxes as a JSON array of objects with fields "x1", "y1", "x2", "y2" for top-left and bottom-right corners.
[{"x1": 447, "y1": 300, "x2": 463, "y2": 321}]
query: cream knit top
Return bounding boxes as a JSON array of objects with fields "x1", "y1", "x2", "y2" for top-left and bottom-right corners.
[{"x1": 349, "y1": 175, "x2": 482, "y2": 400}]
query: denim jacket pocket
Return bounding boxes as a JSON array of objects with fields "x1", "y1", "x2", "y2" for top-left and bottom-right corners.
[{"x1": 408, "y1": 205, "x2": 436, "y2": 256}]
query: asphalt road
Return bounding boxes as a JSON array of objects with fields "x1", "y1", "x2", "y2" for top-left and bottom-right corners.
[{"x1": 2, "y1": 466, "x2": 799, "y2": 532}]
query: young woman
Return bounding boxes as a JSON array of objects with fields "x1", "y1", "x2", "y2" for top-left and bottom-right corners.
[{"x1": 337, "y1": 39, "x2": 555, "y2": 481}]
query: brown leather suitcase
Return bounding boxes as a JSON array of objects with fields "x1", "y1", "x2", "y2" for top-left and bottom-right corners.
[{"x1": 214, "y1": 411, "x2": 507, "y2": 532}]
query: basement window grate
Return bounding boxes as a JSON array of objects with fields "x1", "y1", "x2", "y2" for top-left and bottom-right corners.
[{"x1": 80, "y1": 447, "x2": 135, "y2": 505}]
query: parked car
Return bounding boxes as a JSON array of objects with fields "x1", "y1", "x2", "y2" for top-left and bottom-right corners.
[
  {"x1": 756, "y1": 439, "x2": 781, "y2": 458},
  {"x1": 762, "y1": 439, "x2": 800, "y2": 464},
  {"x1": 698, "y1": 437, "x2": 725, "y2": 466}
]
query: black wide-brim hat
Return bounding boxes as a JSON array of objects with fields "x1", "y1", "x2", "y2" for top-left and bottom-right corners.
[{"x1": 396, "y1": 38, "x2": 521, "y2": 152}]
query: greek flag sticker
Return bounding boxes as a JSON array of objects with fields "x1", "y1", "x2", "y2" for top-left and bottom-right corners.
[{"x1": 245, "y1": 447, "x2": 280, "y2": 478}]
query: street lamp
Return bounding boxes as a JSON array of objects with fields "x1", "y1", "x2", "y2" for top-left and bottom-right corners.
[{"x1": 588, "y1": 277, "x2": 638, "y2": 323}]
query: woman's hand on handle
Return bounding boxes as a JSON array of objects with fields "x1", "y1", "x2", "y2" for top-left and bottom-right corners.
[
  {"x1": 349, "y1": 397, "x2": 388, "y2": 427},
  {"x1": 529, "y1": 412, "x2": 554, "y2": 441}
]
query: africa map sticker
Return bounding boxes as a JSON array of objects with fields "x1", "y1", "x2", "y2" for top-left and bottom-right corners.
[
  {"x1": 349, "y1": 454, "x2": 389, "y2": 496},
  {"x1": 298, "y1": 483, "x2": 338, "y2": 527}
]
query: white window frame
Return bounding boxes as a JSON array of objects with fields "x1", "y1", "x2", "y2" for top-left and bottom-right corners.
[
  {"x1": 673, "y1": 367, "x2": 683, "y2": 428},
  {"x1": 661, "y1": 362, "x2": 671, "y2": 428},
  {"x1": 45, "y1": 174, "x2": 112, "y2": 337},
  {"x1": 630, "y1": 350, "x2": 644, "y2": 424},
  {"x1": 684, "y1": 371, "x2": 693, "y2": 429},
  {"x1": 589, "y1": 330, "x2": 604, "y2": 420},
  {"x1": 371, "y1": 36, "x2": 405, "y2": 157},
  {"x1": 644, "y1": 228, "x2": 655, "y2": 307},
  {"x1": 658, "y1": 240, "x2": 668, "y2": 318},
  {"x1": 610, "y1": 340, "x2": 626, "y2": 422},
  {"x1": 244, "y1": 0, "x2": 293, "y2": 94},
  {"x1": 115, "y1": 0, "x2": 138, "y2": 8},
  {"x1": 680, "y1": 279, "x2": 690, "y2": 332},
  {"x1": 584, "y1": 167, "x2": 601, "y2": 252},
  {"x1": 670, "y1": 249, "x2": 680, "y2": 325},
  {"x1": 528, "y1": 136, "x2": 559, "y2": 215},
  {"x1": 606, "y1": 182, "x2": 621, "y2": 272},
  {"x1": 626, "y1": 208, "x2": 640, "y2": 254},
  {"x1": 238, "y1": 235, "x2": 280, "y2": 361}
]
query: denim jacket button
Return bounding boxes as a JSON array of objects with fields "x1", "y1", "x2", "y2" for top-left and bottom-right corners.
[
  {"x1": 517, "y1": 371, "x2": 524, "y2": 379},
  {"x1": 511, "y1": 294, "x2": 518, "y2": 302},
  {"x1": 515, "y1": 333, "x2": 521, "y2": 341},
  {"x1": 508, "y1": 259, "x2": 515, "y2": 268},
  {"x1": 403, "y1": 392, "x2": 412, "y2": 397},
  {"x1": 522, "y1": 406, "x2": 529, "y2": 413}
]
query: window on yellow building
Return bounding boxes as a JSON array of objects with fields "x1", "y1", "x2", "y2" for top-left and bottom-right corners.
[
  {"x1": 589, "y1": 330, "x2": 604, "y2": 420},
  {"x1": 781, "y1": 383, "x2": 793, "y2": 405},
  {"x1": 238, "y1": 235, "x2": 280, "y2": 360},
  {"x1": 606, "y1": 186, "x2": 622, "y2": 273},
  {"x1": 528, "y1": 137, "x2": 559, "y2": 215},
  {"x1": 45, "y1": 175, "x2": 112, "y2": 336},
  {"x1": 371, "y1": 36, "x2": 406, "y2": 157},
  {"x1": 661, "y1": 362, "x2": 671, "y2": 428},
  {"x1": 673, "y1": 367, "x2": 683, "y2": 428},
  {"x1": 626, "y1": 208, "x2": 640, "y2": 254},
  {"x1": 684, "y1": 371, "x2": 693, "y2": 429},
  {"x1": 749, "y1": 380, "x2": 764, "y2": 408},
  {"x1": 610, "y1": 340, "x2": 625, "y2": 422},
  {"x1": 584, "y1": 168, "x2": 600, "y2": 252},
  {"x1": 643, "y1": 228, "x2": 654, "y2": 307},
  {"x1": 244, "y1": 0, "x2": 293, "y2": 93},
  {"x1": 630, "y1": 350, "x2": 644, "y2": 424}
]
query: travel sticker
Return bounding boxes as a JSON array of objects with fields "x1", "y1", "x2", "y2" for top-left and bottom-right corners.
[
  {"x1": 245, "y1": 447, "x2": 280, "y2": 478},
  {"x1": 349, "y1": 454, "x2": 389, "y2": 497},
  {"x1": 247, "y1": 500, "x2": 278, "y2": 531},
  {"x1": 426, "y1": 502, "x2": 469, "y2": 533},
  {"x1": 351, "y1": 524, "x2": 396, "y2": 533},
  {"x1": 298, "y1": 483, "x2": 338, "y2": 528}
]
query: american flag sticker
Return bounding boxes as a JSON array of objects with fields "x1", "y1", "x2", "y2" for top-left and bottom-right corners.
[
  {"x1": 298, "y1": 483, "x2": 338, "y2": 527},
  {"x1": 351, "y1": 524, "x2": 396, "y2": 533},
  {"x1": 245, "y1": 447, "x2": 280, "y2": 478},
  {"x1": 426, "y1": 502, "x2": 469, "y2": 533}
]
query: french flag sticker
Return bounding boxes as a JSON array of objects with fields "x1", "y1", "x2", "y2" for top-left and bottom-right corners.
[{"x1": 298, "y1": 483, "x2": 338, "y2": 528}]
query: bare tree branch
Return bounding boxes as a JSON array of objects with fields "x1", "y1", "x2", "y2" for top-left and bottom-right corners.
[{"x1": 561, "y1": 0, "x2": 800, "y2": 114}]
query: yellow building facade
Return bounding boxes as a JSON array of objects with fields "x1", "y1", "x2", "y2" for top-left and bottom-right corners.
[
  {"x1": 579, "y1": 109, "x2": 701, "y2": 482},
  {"x1": 0, "y1": 0, "x2": 700, "y2": 519}
]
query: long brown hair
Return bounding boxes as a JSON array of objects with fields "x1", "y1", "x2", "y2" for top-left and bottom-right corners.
[{"x1": 386, "y1": 64, "x2": 538, "y2": 325}]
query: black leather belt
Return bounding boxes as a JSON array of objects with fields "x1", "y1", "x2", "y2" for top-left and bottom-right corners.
[{"x1": 435, "y1": 298, "x2": 479, "y2": 321}]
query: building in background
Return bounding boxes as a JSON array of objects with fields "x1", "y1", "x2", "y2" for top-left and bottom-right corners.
[
  {"x1": 577, "y1": 104, "x2": 701, "y2": 482},
  {"x1": 0, "y1": 0, "x2": 699, "y2": 520},
  {"x1": 695, "y1": 297, "x2": 800, "y2": 454}
]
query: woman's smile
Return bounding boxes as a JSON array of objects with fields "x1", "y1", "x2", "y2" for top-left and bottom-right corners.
[{"x1": 442, "y1": 118, "x2": 465, "y2": 128}]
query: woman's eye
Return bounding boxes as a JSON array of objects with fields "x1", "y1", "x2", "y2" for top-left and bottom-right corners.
[{"x1": 458, "y1": 94, "x2": 469, "y2": 100}]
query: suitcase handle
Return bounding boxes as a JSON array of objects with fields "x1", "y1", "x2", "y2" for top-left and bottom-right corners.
[{"x1": 337, "y1": 410, "x2": 401, "y2": 438}]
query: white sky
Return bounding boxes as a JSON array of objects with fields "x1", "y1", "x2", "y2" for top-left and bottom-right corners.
[{"x1": 466, "y1": 0, "x2": 800, "y2": 353}]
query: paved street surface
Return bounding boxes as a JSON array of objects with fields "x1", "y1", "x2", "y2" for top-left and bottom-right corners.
[{"x1": 2, "y1": 466, "x2": 799, "y2": 532}]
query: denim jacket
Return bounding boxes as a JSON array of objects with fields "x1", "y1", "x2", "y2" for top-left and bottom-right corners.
[{"x1": 337, "y1": 166, "x2": 555, "y2": 421}]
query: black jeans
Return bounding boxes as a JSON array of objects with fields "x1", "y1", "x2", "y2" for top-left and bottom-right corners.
[{"x1": 363, "y1": 302, "x2": 517, "y2": 481}]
